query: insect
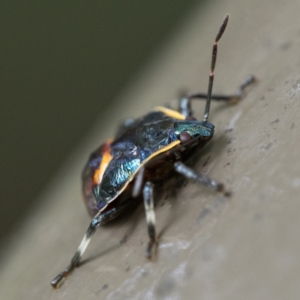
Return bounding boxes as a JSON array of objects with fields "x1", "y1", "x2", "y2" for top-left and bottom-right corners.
[{"x1": 51, "y1": 14, "x2": 255, "y2": 288}]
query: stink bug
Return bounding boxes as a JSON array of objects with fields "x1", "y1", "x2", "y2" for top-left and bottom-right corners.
[{"x1": 51, "y1": 14, "x2": 255, "y2": 288}]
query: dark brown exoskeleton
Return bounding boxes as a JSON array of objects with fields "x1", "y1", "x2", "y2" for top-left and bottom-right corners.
[{"x1": 51, "y1": 14, "x2": 255, "y2": 288}]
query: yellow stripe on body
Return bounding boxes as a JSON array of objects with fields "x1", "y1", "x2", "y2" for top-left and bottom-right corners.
[{"x1": 154, "y1": 106, "x2": 185, "y2": 120}]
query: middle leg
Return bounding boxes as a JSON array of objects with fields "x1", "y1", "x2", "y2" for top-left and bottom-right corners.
[
  {"x1": 143, "y1": 181, "x2": 157, "y2": 259},
  {"x1": 51, "y1": 198, "x2": 140, "y2": 289}
]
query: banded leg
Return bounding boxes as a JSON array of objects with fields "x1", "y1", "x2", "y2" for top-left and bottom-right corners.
[
  {"x1": 179, "y1": 75, "x2": 256, "y2": 118},
  {"x1": 174, "y1": 161, "x2": 225, "y2": 193},
  {"x1": 132, "y1": 167, "x2": 145, "y2": 198},
  {"x1": 143, "y1": 182, "x2": 157, "y2": 259},
  {"x1": 51, "y1": 199, "x2": 138, "y2": 289}
]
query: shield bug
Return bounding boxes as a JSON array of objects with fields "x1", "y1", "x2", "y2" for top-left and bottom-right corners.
[{"x1": 51, "y1": 14, "x2": 255, "y2": 288}]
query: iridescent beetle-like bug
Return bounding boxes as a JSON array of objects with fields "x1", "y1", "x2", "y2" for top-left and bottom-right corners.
[{"x1": 51, "y1": 14, "x2": 255, "y2": 288}]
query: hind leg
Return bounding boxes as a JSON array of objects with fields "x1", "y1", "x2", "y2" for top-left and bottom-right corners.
[{"x1": 51, "y1": 198, "x2": 139, "y2": 289}]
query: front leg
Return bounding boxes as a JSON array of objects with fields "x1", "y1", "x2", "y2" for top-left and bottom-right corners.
[
  {"x1": 174, "y1": 161, "x2": 225, "y2": 193},
  {"x1": 51, "y1": 210, "x2": 108, "y2": 289},
  {"x1": 51, "y1": 198, "x2": 139, "y2": 289}
]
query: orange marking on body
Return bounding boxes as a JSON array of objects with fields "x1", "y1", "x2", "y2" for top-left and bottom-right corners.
[{"x1": 93, "y1": 140, "x2": 113, "y2": 185}]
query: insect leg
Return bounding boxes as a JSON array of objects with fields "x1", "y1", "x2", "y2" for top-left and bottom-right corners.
[
  {"x1": 179, "y1": 97, "x2": 193, "y2": 118},
  {"x1": 51, "y1": 206, "x2": 120, "y2": 289},
  {"x1": 132, "y1": 167, "x2": 145, "y2": 197},
  {"x1": 174, "y1": 161, "x2": 225, "y2": 193},
  {"x1": 143, "y1": 182, "x2": 157, "y2": 259},
  {"x1": 186, "y1": 75, "x2": 256, "y2": 105}
]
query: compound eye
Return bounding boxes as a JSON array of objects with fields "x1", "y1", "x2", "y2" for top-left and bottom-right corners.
[{"x1": 179, "y1": 131, "x2": 192, "y2": 144}]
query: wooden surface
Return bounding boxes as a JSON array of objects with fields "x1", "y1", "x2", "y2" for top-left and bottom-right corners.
[{"x1": 1, "y1": 0, "x2": 300, "y2": 299}]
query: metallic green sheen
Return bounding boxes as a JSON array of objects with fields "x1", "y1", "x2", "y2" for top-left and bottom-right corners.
[
  {"x1": 85, "y1": 111, "x2": 215, "y2": 211},
  {"x1": 174, "y1": 120, "x2": 214, "y2": 138}
]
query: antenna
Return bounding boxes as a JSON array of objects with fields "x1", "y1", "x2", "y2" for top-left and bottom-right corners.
[{"x1": 203, "y1": 14, "x2": 229, "y2": 122}]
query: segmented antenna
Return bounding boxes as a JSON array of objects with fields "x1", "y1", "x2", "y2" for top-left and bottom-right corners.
[{"x1": 203, "y1": 14, "x2": 229, "y2": 122}]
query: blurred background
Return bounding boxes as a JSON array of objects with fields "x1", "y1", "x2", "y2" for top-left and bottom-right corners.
[
  {"x1": 0, "y1": 0, "x2": 203, "y2": 247},
  {"x1": 2, "y1": 0, "x2": 300, "y2": 299}
]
